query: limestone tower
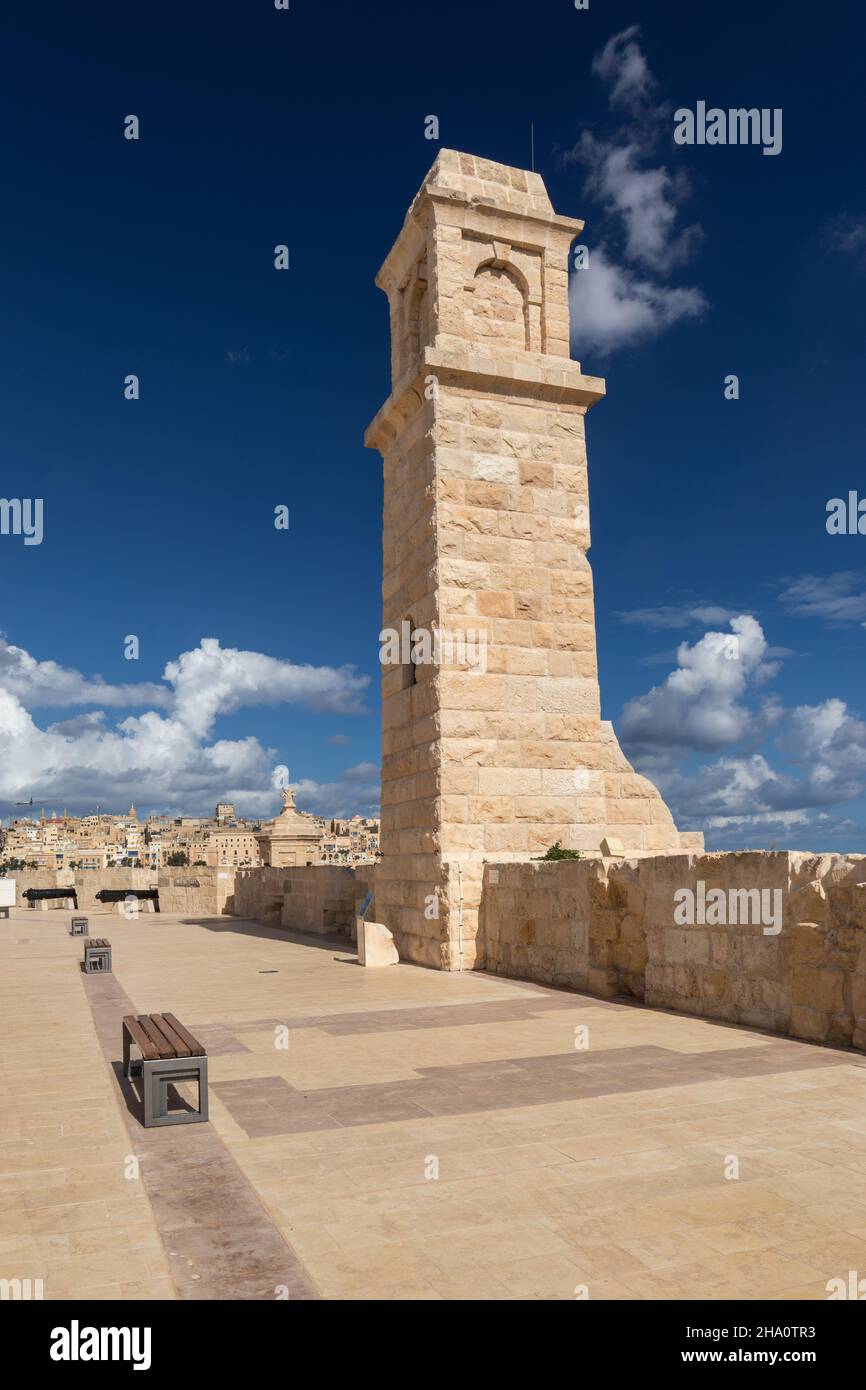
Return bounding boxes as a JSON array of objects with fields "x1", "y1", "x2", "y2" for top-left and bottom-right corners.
[{"x1": 366, "y1": 150, "x2": 700, "y2": 970}]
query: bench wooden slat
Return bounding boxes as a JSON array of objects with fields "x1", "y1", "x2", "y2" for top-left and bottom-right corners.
[
  {"x1": 152, "y1": 1015, "x2": 196, "y2": 1058},
  {"x1": 135, "y1": 1016, "x2": 173, "y2": 1059},
  {"x1": 137, "y1": 1015, "x2": 179, "y2": 1059},
  {"x1": 149, "y1": 1014, "x2": 192, "y2": 1058},
  {"x1": 123, "y1": 1011, "x2": 205, "y2": 1064},
  {"x1": 122, "y1": 1014, "x2": 160, "y2": 1061},
  {"x1": 160, "y1": 1012, "x2": 206, "y2": 1057}
]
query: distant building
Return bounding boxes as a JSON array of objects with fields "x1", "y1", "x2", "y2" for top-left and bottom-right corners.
[
  {"x1": 254, "y1": 788, "x2": 321, "y2": 868},
  {"x1": 2, "y1": 796, "x2": 379, "y2": 872}
]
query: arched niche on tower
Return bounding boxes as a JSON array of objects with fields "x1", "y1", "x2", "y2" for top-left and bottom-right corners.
[
  {"x1": 462, "y1": 239, "x2": 543, "y2": 352},
  {"x1": 397, "y1": 259, "x2": 430, "y2": 379}
]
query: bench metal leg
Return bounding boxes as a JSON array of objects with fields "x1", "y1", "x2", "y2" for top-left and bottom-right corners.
[
  {"x1": 84, "y1": 948, "x2": 111, "y2": 973},
  {"x1": 142, "y1": 1057, "x2": 208, "y2": 1127}
]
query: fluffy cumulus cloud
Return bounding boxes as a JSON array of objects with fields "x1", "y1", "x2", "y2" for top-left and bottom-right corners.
[
  {"x1": 619, "y1": 616, "x2": 781, "y2": 764},
  {"x1": 617, "y1": 614, "x2": 866, "y2": 845},
  {"x1": 0, "y1": 637, "x2": 171, "y2": 709},
  {"x1": 568, "y1": 247, "x2": 705, "y2": 354},
  {"x1": 576, "y1": 136, "x2": 701, "y2": 275},
  {"x1": 568, "y1": 27, "x2": 707, "y2": 355},
  {"x1": 0, "y1": 637, "x2": 373, "y2": 817},
  {"x1": 164, "y1": 637, "x2": 367, "y2": 738}
]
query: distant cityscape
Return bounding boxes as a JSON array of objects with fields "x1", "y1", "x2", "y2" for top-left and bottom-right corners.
[{"x1": 0, "y1": 801, "x2": 380, "y2": 872}]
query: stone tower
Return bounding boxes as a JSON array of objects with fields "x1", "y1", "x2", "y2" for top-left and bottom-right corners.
[{"x1": 366, "y1": 150, "x2": 700, "y2": 970}]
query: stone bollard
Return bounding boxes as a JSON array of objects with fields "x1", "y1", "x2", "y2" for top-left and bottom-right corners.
[{"x1": 357, "y1": 918, "x2": 399, "y2": 968}]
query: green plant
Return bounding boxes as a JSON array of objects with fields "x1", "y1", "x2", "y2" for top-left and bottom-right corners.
[{"x1": 536, "y1": 841, "x2": 582, "y2": 861}]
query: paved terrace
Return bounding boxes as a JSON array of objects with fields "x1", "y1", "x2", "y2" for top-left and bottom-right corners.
[{"x1": 2, "y1": 907, "x2": 866, "y2": 1301}]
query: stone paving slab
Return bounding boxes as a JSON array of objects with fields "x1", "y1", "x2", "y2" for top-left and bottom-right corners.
[
  {"x1": 2, "y1": 907, "x2": 866, "y2": 1301},
  {"x1": 0, "y1": 917, "x2": 175, "y2": 1301},
  {"x1": 82, "y1": 968, "x2": 319, "y2": 1300}
]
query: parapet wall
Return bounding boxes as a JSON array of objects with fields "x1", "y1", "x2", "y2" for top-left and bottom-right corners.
[
  {"x1": 3, "y1": 863, "x2": 364, "y2": 930},
  {"x1": 3, "y1": 867, "x2": 235, "y2": 915},
  {"x1": 157, "y1": 868, "x2": 235, "y2": 915},
  {"x1": 478, "y1": 851, "x2": 866, "y2": 1049},
  {"x1": 6, "y1": 867, "x2": 157, "y2": 910},
  {"x1": 232, "y1": 865, "x2": 367, "y2": 935}
]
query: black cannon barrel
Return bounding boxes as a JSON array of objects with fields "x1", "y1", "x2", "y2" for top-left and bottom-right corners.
[
  {"x1": 23, "y1": 887, "x2": 78, "y2": 903},
  {"x1": 95, "y1": 888, "x2": 160, "y2": 910}
]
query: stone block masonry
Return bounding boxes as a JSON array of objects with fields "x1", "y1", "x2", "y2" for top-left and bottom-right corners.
[
  {"x1": 365, "y1": 149, "x2": 700, "y2": 969},
  {"x1": 8, "y1": 866, "x2": 236, "y2": 915},
  {"x1": 478, "y1": 851, "x2": 866, "y2": 1050},
  {"x1": 232, "y1": 865, "x2": 368, "y2": 937}
]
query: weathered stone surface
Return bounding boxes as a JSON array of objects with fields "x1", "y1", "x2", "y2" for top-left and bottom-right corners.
[
  {"x1": 357, "y1": 919, "x2": 400, "y2": 968},
  {"x1": 232, "y1": 865, "x2": 366, "y2": 936},
  {"x1": 11, "y1": 866, "x2": 236, "y2": 916},
  {"x1": 477, "y1": 850, "x2": 866, "y2": 1050}
]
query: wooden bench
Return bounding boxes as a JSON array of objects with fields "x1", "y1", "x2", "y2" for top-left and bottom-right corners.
[
  {"x1": 70, "y1": 916, "x2": 89, "y2": 937},
  {"x1": 122, "y1": 1013, "x2": 208, "y2": 1128},
  {"x1": 83, "y1": 938, "x2": 111, "y2": 973}
]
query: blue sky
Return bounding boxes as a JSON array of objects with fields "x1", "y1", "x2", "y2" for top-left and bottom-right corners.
[{"x1": 1, "y1": 0, "x2": 864, "y2": 850}]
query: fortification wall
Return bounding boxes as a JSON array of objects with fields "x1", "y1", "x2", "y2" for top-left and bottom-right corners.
[
  {"x1": 157, "y1": 868, "x2": 235, "y2": 915},
  {"x1": 477, "y1": 851, "x2": 866, "y2": 1049},
  {"x1": 3, "y1": 866, "x2": 236, "y2": 915},
  {"x1": 232, "y1": 864, "x2": 366, "y2": 936},
  {"x1": 6, "y1": 867, "x2": 157, "y2": 910}
]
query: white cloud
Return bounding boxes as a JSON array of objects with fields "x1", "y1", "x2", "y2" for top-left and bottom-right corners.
[
  {"x1": 657, "y1": 697, "x2": 866, "y2": 829},
  {"x1": 568, "y1": 27, "x2": 706, "y2": 355},
  {"x1": 617, "y1": 603, "x2": 739, "y2": 630},
  {"x1": 292, "y1": 763, "x2": 380, "y2": 818},
  {"x1": 780, "y1": 573, "x2": 866, "y2": 624},
  {"x1": 570, "y1": 246, "x2": 706, "y2": 354},
  {"x1": 578, "y1": 137, "x2": 701, "y2": 274},
  {"x1": 591, "y1": 25, "x2": 655, "y2": 112},
  {"x1": 619, "y1": 615, "x2": 779, "y2": 763},
  {"x1": 616, "y1": 608, "x2": 866, "y2": 838},
  {"x1": 0, "y1": 637, "x2": 171, "y2": 709},
  {"x1": 826, "y1": 213, "x2": 866, "y2": 259},
  {"x1": 0, "y1": 637, "x2": 372, "y2": 817},
  {"x1": 165, "y1": 637, "x2": 368, "y2": 738},
  {"x1": 777, "y1": 698, "x2": 866, "y2": 797}
]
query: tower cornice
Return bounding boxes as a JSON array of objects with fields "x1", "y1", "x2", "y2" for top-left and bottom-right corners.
[{"x1": 365, "y1": 345, "x2": 605, "y2": 454}]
